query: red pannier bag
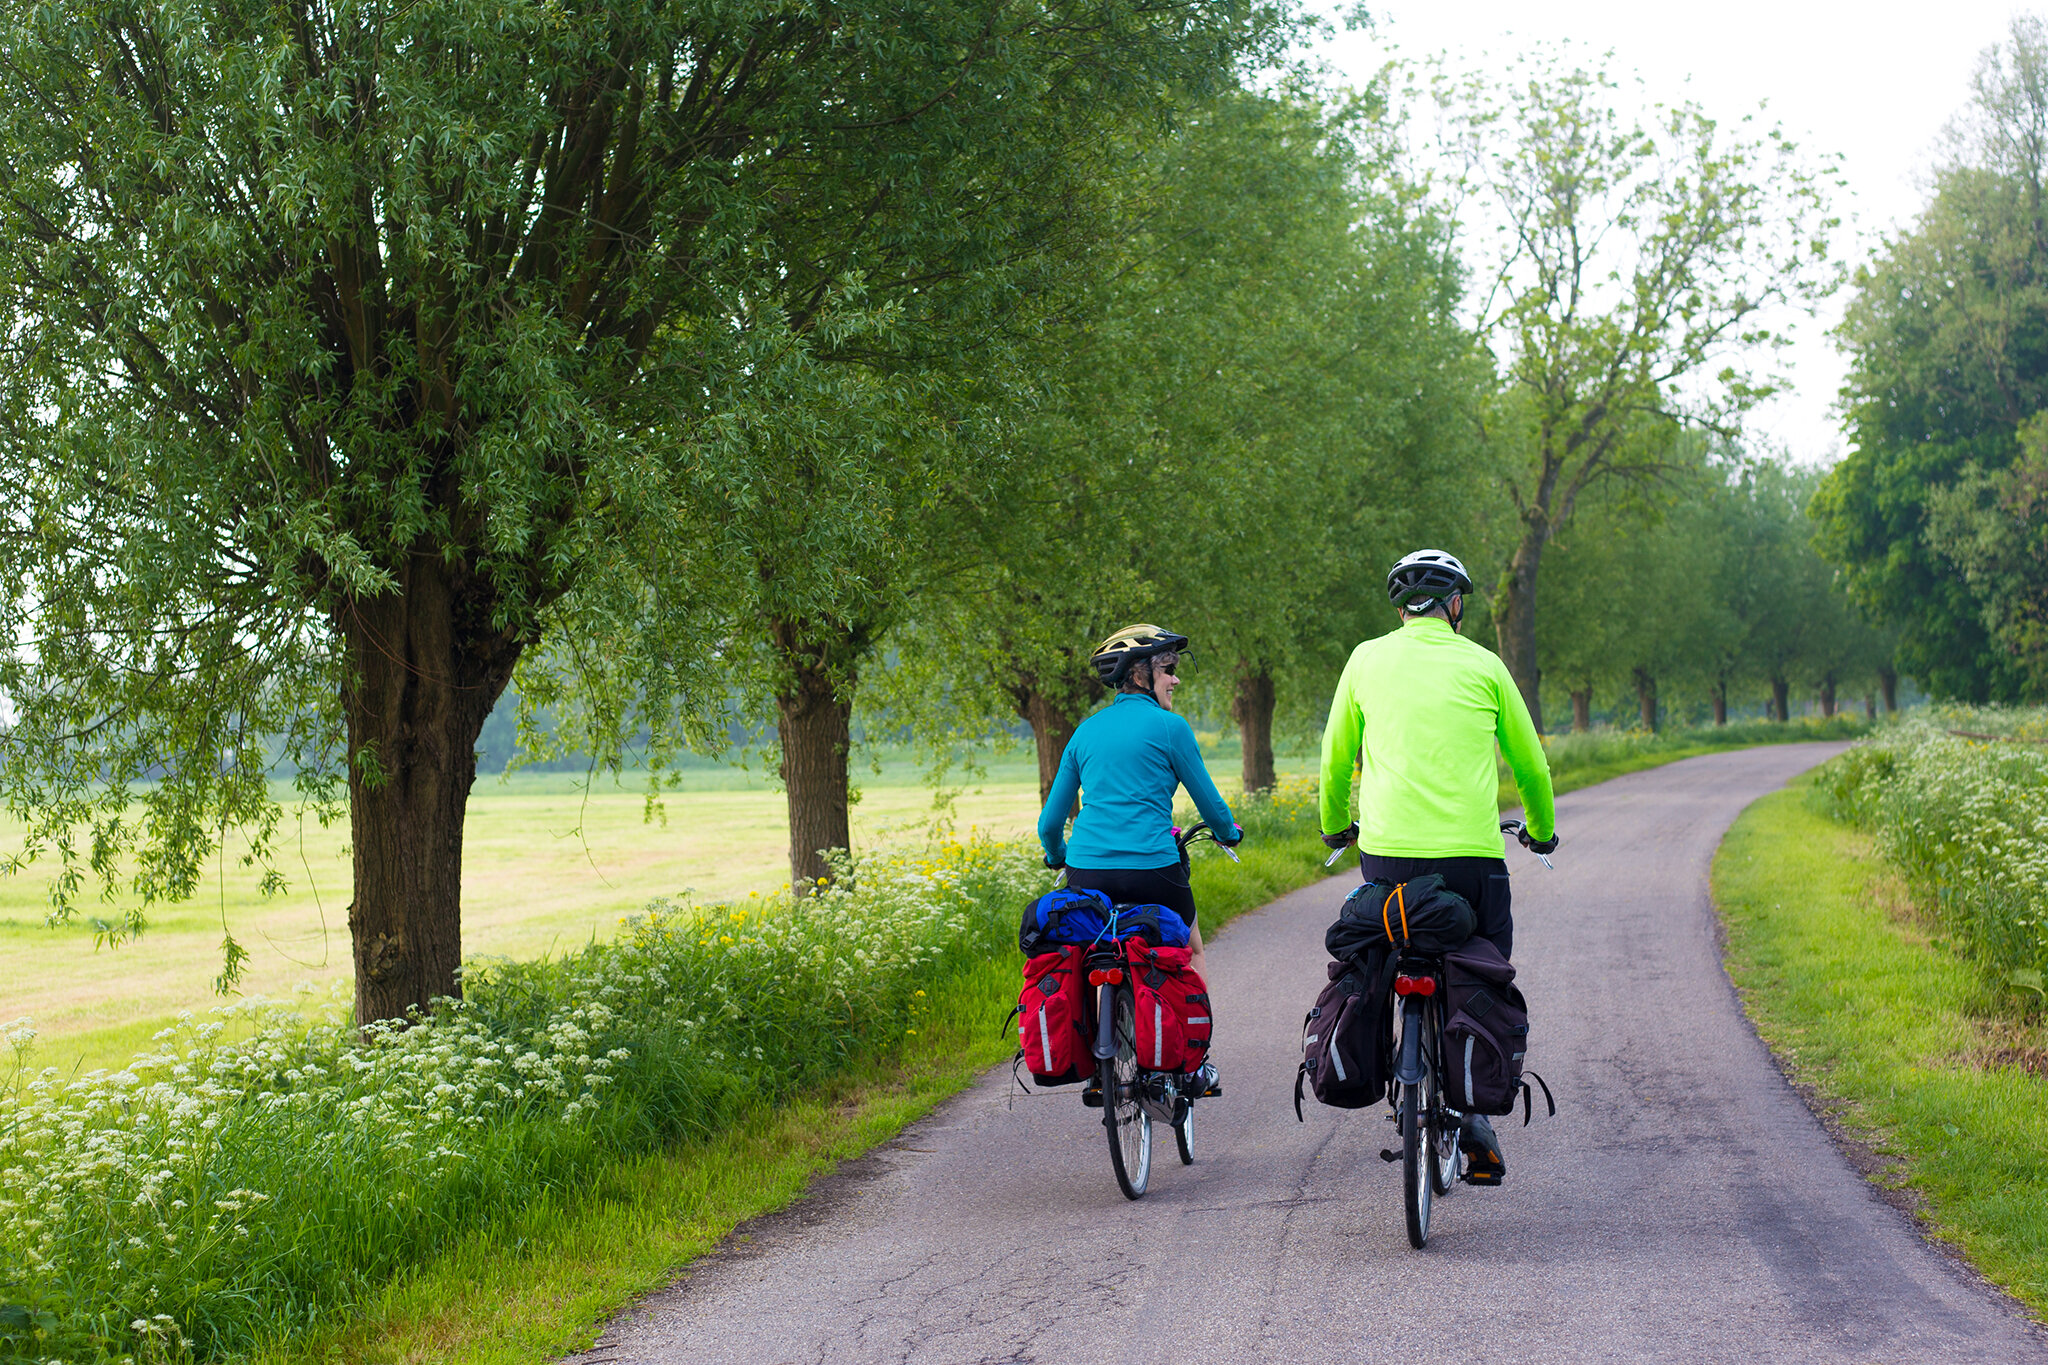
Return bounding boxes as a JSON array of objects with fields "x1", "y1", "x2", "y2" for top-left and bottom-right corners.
[
  {"x1": 1125, "y1": 938, "x2": 1212, "y2": 1074},
  {"x1": 1016, "y1": 946, "x2": 1087, "y2": 1085}
]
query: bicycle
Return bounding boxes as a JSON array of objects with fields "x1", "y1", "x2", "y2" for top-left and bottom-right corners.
[
  {"x1": 1078, "y1": 820, "x2": 1237, "y2": 1200},
  {"x1": 1370, "y1": 817, "x2": 1553, "y2": 1247}
]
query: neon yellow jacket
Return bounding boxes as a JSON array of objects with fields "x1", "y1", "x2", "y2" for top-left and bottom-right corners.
[{"x1": 1318, "y1": 616, "x2": 1555, "y2": 857}]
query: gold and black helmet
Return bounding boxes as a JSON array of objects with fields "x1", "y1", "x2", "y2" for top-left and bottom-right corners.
[{"x1": 1091, "y1": 623, "x2": 1190, "y2": 688}]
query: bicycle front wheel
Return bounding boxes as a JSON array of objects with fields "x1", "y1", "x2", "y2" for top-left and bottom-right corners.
[
  {"x1": 1173, "y1": 1096, "x2": 1195, "y2": 1165},
  {"x1": 1102, "y1": 989, "x2": 1151, "y2": 1199},
  {"x1": 1402, "y1": 1077, "x2": 1432, "y2": 1248}
]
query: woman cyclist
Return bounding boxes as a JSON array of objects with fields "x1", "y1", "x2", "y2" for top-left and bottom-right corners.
[{"x1": 1037, "y1": 623, "x2": 1240, "y2": 1095}]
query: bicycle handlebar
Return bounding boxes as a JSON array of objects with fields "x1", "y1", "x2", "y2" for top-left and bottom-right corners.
[
  {"x1": 1500, "y1": 819, "x2": 1555, "y2": 869},
  {"x1": 1173, "y1": 820, "x2": 1241, "y2": 863}
]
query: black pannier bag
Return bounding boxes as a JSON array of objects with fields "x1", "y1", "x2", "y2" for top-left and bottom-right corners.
[
  {"x1": 1295, "y1": 945, "x2": 1395, "y2": 1117},
  {"x1": 1326, "y1": 875, "x2": 1476, "y2": 959},
  {"x1": 1441, "y1": 937, "x2": 1552, "y2": 1119}
]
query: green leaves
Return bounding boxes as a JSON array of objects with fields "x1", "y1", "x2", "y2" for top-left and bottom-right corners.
[{"x1": 1819, "y1": 16, "x2": 2048, "y2": 703}]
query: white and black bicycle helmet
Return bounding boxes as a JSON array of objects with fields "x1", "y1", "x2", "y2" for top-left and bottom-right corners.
[
  {"x1": 1091, "y1": 623, "x2": 1190, "y2": 688},
  {"x1": 1386, "y1": 549, "x2": 1474, "y2": 615}
]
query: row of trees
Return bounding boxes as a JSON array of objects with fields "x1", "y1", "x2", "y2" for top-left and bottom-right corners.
[
  {"x1": 1540, "y1": 455, "x2": 1895, "y2": 732},
  {"x1": 0, "y1": 2, "x2": 1868, "y2": 1022}
]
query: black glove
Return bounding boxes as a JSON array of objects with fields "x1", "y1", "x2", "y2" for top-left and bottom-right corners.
[
  {"x1": 1043, "y1": 854, "x2": 1063, "y2": 870},
  {"x1": 1219, "y1": 822, "x2": 1244, "y2": 847},
  {"x1": 1528, "y1": 831, "x2": 1559, "y2": 856},
  {"x1": 1320, "y1": 821, "x2": 1359, "y2": 851}
]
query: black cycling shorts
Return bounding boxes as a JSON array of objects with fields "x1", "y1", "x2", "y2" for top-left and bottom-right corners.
[
  {"x1": 1064, "y1": 859, "x2": 1199, "y2": 927},
  {"x1": 1356, "y1": 852, "x2": 1513, "y2": 959}
]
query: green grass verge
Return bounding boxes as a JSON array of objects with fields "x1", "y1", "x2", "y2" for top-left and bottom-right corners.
[{"x1": 1714, "y1": 778, "x2": 2048, "y2": 1317}]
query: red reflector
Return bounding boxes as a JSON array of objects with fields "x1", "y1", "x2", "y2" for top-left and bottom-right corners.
[
  {"x1": 1393, "y1": 974, "x2": 1437, "y2": 997},
  {"x1": 1088, "y1": 967, "x2": 1124, "y2": 986}
]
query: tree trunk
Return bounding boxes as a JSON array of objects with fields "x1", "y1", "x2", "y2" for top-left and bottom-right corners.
[
  {"x1": 1864, "y1": 691, "x2": 1877, "y2": 720},
  {"x1": 1709, "y1": 678, "x2": 1728, "y2": 726},
  {"x1": 1819, "y1": 678, "x2": 1838, "y2": 717},
  {"x1": 1015, "y1": 685, "x2": 1082, "y2": 805},
  {"x1": 772, "y1": 618, "x2": 864, "y2": 889},
  {"x1": 1493, "y1": 532, "x2": 1547, "y2": 732},
  {"x1": 1632, "y1": 666, "x2": 1658, "y2": 732},
  {"x1": 340, "y1": 555, "x2": 524, "y2": 1026},
  {"x1": 1231, "y1": 664, "x2": 1277, "y2": 795},
  {"x1": 1769, "y1": 676, "x2": 1790, "y2": 722},
  {"x1": 1570, "y1": 688, "x2": 1592, "y2": 733},
  {"x1": 1879, "y1": 665, "x2": 1898, "y2": 712}
]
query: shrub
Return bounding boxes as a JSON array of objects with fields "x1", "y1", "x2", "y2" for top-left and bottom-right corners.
[{"x1": 1813, "y1": 707, "x2": 2048, "y2": 994}]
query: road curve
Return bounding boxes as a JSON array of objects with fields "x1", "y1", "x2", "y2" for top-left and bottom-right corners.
[{"x1": 569, "y1": 743, "x2": 2046, "y2": 1365}]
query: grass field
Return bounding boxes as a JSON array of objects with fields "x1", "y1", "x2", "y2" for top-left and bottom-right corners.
[
  {"x1": 1714, "y1": 777, "x2": 2048, "y2": 1316},
  {"x1": 1, "y1": 747, "x2": 1320, "y2": 1076}
]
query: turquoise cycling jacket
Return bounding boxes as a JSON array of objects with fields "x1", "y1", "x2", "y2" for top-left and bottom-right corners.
[{"x1": 1038, "y1": 694, "x2": 1238, "y2": 869}]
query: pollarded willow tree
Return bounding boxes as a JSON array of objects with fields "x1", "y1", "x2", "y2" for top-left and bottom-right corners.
[
  {"x1": 0, "y1": 0, "x2": 1279, "y2": 1023},
  {"x1": 1430, "y1": 50, "x2": 1842, "y2": 729}
]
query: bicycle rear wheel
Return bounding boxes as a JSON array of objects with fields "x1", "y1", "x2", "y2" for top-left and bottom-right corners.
[
  {"x1": 1402, "y1": 1077, "x2": 1432, "y2": 1247},
  {"x1": 1103, "y1": 989, "x2": 1151, "y2": 1199}
]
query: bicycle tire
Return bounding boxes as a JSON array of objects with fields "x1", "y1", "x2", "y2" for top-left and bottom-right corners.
[
  {"x1": 1402, "y1": 1076, "x2": 1431, "y2": 1247},
  {"x1": 1103, "y1": 989, "x2": 1151, "y2": 1199},
  {"x1": 1174, "y1": 1096, "x2": 1195, "y2": 1165}
]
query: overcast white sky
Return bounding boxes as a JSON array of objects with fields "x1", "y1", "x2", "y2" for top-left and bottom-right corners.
[{"x1": 1310, "y1": 1, "x2": 2033, "y2": 464}]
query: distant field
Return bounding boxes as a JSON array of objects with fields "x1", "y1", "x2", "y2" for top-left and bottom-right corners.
[{"x1": 2, "y1": 744, "x2": 1314, "y2": 1075}]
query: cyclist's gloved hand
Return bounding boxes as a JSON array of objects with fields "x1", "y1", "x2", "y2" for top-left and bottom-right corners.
[
  {"x1": 1528, "y1": 831, "x2": 1559, "y2": 856},
  {"x1": 1321, "y1": 821, "x2": 1359, "y2": 851},
  {"x1": 1043, "y1": 854, "x2": 1064, "y2": 870},
  {"x1": 1219, "y1": 822, "x2": 1244, "y2": 847}
]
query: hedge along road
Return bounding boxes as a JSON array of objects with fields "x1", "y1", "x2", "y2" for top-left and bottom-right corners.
[{"x1": 567, "y1": 743, "x2": 2047, "y2": 1365}]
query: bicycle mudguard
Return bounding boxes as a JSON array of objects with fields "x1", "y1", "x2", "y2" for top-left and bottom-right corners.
[
  {"x1": 1091, "y1": 982, "x2": 1118, "y2": 1061},
  {"x1": 1394, "y1": 999, "x2": 1426, "y2": 1086}
]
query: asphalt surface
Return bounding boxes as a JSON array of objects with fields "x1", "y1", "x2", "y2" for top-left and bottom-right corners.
[{"x1": 570, "y1": 743, "x2": 2047, "y2": 1365}]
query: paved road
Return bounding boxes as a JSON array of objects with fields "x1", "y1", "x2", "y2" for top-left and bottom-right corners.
[{"x1": 572, "y1": 744, "x2": 2047, "y2": 1364}]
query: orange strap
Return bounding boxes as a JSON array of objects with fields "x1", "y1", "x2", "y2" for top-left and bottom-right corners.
[{"x1": 1381, "y1": 882, "x2": 1409, "y2": 944}]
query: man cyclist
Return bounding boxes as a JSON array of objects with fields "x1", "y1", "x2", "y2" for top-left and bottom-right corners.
[
  {"x1": 1039, "y1": 623, "x2": 1239, "y2": 1096},
  {"x1": 1317, "y1": 550, "x2": 1557, "y2": 1185}
]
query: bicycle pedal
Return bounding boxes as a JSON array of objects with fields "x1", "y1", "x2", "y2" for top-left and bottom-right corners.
[
  {"x1": 1379, "y1": 1149, "x2": 1400, "y2": 1163},
  {"x1": 1082, "y1": 1088, "x2": 1104, "y2": 1109},
  {"x1": 1459, "y1": 1170, "x2": 1504, "y2": 1186}
]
